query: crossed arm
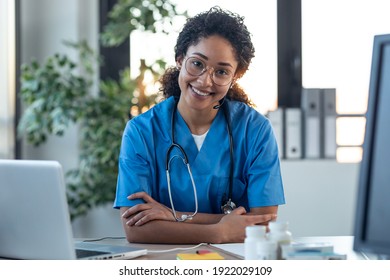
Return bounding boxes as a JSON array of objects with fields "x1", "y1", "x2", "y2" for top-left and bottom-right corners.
[{"x1": 120, "y1": 192, "x2": 278, "y2": 244}]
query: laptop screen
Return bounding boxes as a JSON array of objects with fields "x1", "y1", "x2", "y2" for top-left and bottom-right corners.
[{"x1": 0, "y1": 159, "x2": 146, "y2": 260}]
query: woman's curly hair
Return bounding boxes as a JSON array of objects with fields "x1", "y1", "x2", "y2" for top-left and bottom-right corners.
[{"x1": 159, "y1": 6, "x2": 255, "y2": 107}]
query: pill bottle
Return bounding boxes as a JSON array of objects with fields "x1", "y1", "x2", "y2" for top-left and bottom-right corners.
[
  {"x1": 257, "y1": 240, "x2": 278, "y2": 260},
  {"x1": 267, "y1": 221, "x2": 292, "y2": 259},
  {"x1": 244, "y1": 225, "x2": 267, "y2": 260}
]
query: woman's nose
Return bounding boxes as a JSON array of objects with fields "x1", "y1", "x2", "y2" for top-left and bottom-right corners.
[{"x1": 197, "y1": 68, "x2": 214, "y2": 86}]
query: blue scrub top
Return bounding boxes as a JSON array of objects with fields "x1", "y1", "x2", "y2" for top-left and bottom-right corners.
[{"x1": 114, "y1": 97, "x2": 285, "y2": 213}]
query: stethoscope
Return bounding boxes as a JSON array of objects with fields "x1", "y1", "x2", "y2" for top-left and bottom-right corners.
[{"x1": 165, "y1": 98, "x2": 236, "y2": 222}]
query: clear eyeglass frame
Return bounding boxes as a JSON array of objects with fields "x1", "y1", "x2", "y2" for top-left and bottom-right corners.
[{"x1": 184, "y1": 56, "x2": 234, "y2": 86}]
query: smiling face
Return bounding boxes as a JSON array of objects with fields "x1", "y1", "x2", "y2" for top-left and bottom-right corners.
[{"x1": 176, "y1": 35, "x2": 238, "y2": 113}]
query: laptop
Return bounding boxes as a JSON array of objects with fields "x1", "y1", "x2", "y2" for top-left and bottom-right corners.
[{"x1": 0, "y1": 159, "x2": 147, "y2": 260}]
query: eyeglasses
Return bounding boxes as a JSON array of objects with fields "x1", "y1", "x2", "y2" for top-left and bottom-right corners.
[{"x1": 184, "y1": 56, "x2": 234, "y2": 86}]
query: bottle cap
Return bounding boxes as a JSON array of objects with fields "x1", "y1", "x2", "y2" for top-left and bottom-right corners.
[{"x1": 269, "y1": 221, "x2": 289, "y2": 231}]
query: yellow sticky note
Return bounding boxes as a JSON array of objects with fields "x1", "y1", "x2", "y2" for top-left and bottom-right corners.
[{"x1": 176, "y1": 252, "x2": 225, "y2": 260}]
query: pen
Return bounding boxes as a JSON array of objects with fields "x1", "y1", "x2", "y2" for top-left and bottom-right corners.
[{"x1": 196, "y1": 250, "x2": 212, "y2": 255}]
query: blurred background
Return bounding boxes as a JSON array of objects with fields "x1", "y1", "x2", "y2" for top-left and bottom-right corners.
[{"x1": 1, "y1": 0, "x2": 390, "y2": 238}]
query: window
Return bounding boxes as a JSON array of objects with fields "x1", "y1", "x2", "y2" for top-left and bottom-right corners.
[
  {"x1": 302, "y1": 0, "x2": 390, "y2": 162},
  {"x1": 131, "y1": 0, "x2": 278, "y2": 114},
  {"x1": 0, "y1": 0, "x2": 16, "y2": 159}
]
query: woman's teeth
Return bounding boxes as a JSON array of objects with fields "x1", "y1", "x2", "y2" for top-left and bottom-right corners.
[{"x1": 192, "y1": 87, "x2": 211, "y2": 96}]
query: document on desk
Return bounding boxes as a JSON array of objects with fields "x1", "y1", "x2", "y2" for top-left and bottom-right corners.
[
  {"x1": 177, "y1": 252, "x2": 225, "y2": 260},
  {"x1": 211, "y1": 243, "x2": 245, "y2": 259}
]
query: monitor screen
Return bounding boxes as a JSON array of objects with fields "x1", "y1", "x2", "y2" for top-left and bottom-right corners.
[{"x1": 353, "y1": 34, "x2": 390, "y2": 258}]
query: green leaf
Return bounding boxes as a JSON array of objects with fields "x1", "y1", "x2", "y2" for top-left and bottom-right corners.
[{"x1": 18, "y1": 0, "x2": 186, "y2": 220}]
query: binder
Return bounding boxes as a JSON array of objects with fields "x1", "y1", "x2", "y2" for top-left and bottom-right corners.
[
  {"x1": 301, "y1": 88, "x2": 321, "y2": 158},
  {"x1": 322, "y1": 88, "x2": 337, "y2": 158},
  {"x1": 267, "y1": 108, "x2": 285, "y2": 159},
  {"x1": 285, "y1": 108, "x2": 302, "y2": 159}
]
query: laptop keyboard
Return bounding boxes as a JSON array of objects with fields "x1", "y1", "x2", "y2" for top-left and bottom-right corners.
[{"x1": 76, "y1": 249, "x2": 109, "y2": 259}]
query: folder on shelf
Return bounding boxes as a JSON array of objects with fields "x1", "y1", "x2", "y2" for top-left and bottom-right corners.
[
  {"x1": 267, "y1": 108, "x2": 285, "y2": 159},
  {"x1": 322, "y1": 88, "x2": 337, "y2": 158},
  {"x1": 301, "y1": 88, "x2": 321, "y2": 158},
  {"x1": 285, "y1": 108, "x2": 302, "y2": 159}
]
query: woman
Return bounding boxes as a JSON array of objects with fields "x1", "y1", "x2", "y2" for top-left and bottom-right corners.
[{"x1": 114, "y1": 6, "x2": 285, "y2": 244}]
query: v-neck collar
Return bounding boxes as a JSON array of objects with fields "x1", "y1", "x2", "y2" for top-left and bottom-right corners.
[{"x1": 174, "y1": 108, "x2": 229, "y2": 174}]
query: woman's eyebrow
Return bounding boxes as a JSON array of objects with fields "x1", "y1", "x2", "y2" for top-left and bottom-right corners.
[
  {"x1": 191, "y1": 52, "x2": 208, "y2": 60},
  {"x1": 190, "y1": 52, "x2": 234, "y2": 68}
]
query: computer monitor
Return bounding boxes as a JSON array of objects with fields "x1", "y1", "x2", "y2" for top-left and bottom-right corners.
[{"x1": 353, "y1": 34, "x2": 390, "y2": 259}]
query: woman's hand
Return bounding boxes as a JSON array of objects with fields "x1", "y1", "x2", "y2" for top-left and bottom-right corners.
[
  {"x1": 216, "y1": 206, "x2": 277, "y2": 243},
  {"x1": 122, "y1": 192, "x2": 175, "y2": 226}
]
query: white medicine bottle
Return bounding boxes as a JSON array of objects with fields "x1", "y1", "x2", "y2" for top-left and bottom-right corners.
[
  {"x1": 257, "y1": 240, "x2": 277, "y2": 260},
  {"x1": 267, "y1": 221, "x2": 292, "y2": 259},
  {"x1": 244, "y1": 225, "x2": 267, "y2": 260}
]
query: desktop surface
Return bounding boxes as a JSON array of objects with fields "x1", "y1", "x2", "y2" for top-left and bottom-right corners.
[
  {"x1": 80, "y1": 236, "x2": 370, "y2": 260},
  {"x1": 76, "y1": 238, "x2": 241, "y2": 260}
]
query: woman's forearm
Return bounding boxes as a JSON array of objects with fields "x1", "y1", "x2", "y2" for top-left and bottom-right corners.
[
  {"x1": 176, "y1": 211, "x2": 225, "y2": 224},
  {"x1": 122, "y1": 218, "x2": 225, "y2": 244},
  {"x1": 120, "y1": 206, "x2": 277, "y2": 244}
]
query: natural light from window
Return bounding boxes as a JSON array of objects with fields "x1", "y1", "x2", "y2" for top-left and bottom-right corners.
[
  {"x1": 302, "y1": 0, "x2": 390, "y2": 162},
  {"x1": 130, "y1": 0, "x2": 390, "y2": 163},
  {"x1": 131, "y1": 0, "x2": 277, "y2": 115}
]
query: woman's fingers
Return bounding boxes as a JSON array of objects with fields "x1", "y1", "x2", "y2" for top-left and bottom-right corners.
[
  {"x1": 250, "y1": 213, "x2": 277, "y2": 225},
  {"x1": 122, "y1": 203, "x2": 152, "y2": 219},
  {"x1": 123, "y1": 192, "x2": 175, "y2": 226},
  {"x1": 230, "y1": 207, "x2": 277, "y2": 224},
  {"x1": 126, "y1": 210, "x2": 149, "y2": 226},
  {"x1": 127, "y1": 191, "x2": 154, "y2": 203},
  {"x1": 230, "y1": 206, "x2": 247, "y2": 215}
]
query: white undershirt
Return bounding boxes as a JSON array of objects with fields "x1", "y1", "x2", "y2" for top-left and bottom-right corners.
[{"x1": 192, "y1": 130, "x2": 209, "y2": 151}]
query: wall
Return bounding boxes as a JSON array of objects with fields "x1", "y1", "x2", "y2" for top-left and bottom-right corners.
[
  {"x1": 278, "y1": 160, "x2": 359, "y2": 237},
  {"x1": 20, "y1": 0, "x2": 98, "y2": 174}
]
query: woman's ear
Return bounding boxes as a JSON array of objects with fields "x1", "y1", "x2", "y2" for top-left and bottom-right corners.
[
  {"x1": 176, "y1": 56, "x2": 184, "y2": 69},
  {"x1": 230, "y1": 77, "x2": 238, "y2": 88}
]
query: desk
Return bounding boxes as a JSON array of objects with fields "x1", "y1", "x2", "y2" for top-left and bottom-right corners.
[
  {"x1": 294, "y1": 236, "x2": 368, "y2": 260},
  {"x1": 79, "y1": 239, "x2": 242, "y2": 260},
  {"x1": 84, "y1": 236, "x2": 370, "y2": 260}
]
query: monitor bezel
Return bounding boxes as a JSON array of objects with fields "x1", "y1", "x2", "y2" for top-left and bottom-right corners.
[{"x1": 353, "y1": 33, "x2": 390, "y2": 257}]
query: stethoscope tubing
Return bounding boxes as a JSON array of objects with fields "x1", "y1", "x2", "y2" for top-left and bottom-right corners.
[{"x1": 165, "y1": 99, "x2": 234, "y2": 220}]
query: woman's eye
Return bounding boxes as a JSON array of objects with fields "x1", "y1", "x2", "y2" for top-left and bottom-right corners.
[
  {"x1": 216, "y1": 69, "x2": 229, "y2": 76},
  {"x1": 193, "y1": 61, "x2": 204, "y2": 69}
]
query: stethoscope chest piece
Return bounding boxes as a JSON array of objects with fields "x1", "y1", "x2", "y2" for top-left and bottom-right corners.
[{"x1": 221, "y1": 198, "x2": 236, "y2": 214}]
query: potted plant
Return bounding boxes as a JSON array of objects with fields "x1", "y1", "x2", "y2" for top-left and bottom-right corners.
[{"x1": 18, "y1": 0, "x2": 186, "y2": 220}]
